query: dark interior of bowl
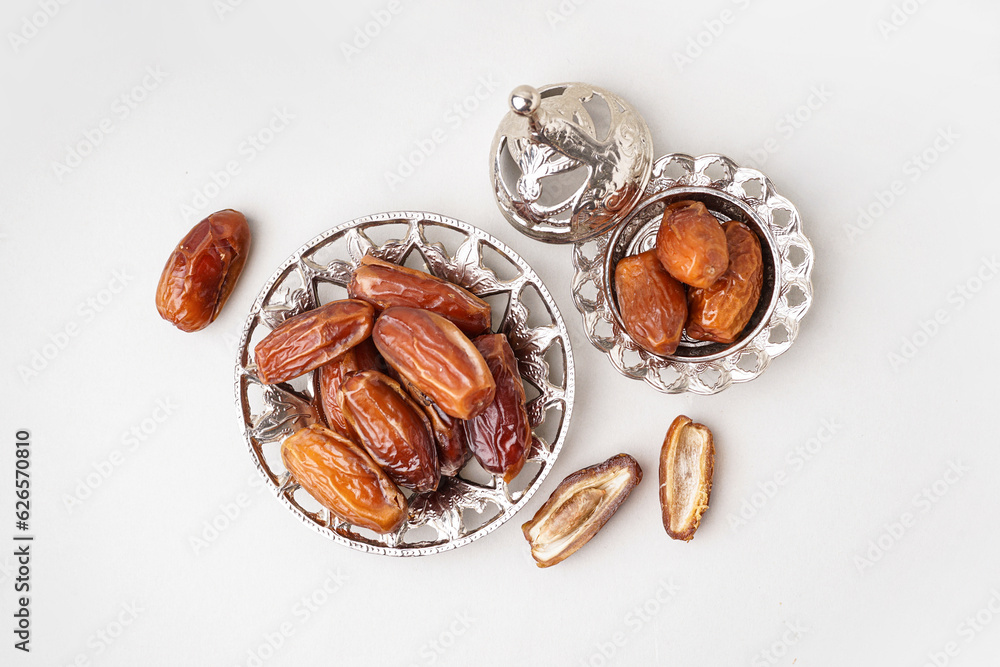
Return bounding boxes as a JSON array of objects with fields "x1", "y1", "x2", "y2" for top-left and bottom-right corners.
[{"x1": 603, "y1": 186, "x2": 779, "y2": 362}]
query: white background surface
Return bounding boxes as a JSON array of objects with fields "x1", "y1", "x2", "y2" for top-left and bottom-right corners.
[{"x1": 3, "y1": 1, "x2": 1000, "y2": 665}]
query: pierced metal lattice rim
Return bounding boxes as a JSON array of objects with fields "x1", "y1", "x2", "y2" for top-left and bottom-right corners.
[
  {"x1": 571, "y1": 153, "x2": 814, "y2": 395},
  {"x1": 235, "y1": 212, "x2": 575, "y2": 556}
]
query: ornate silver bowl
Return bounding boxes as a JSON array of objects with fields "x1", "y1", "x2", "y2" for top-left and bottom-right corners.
[
  {"x1": 571, "y1": 153, "x2": 814, "y2": 394},
  {"x1": 235, "y1": 212, "x2": 574, "y2": 555}
]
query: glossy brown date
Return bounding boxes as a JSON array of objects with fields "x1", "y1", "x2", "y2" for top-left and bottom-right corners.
[
  {"x1": 339, "y1": 370, "x2": 439, "y2": 492},
  {"x1": 424, "y1": 402, "x2": 471, "y2": 477},
  {"x1": 315, "y1": 338, "x2": 383, "y2": 439},
  {"x1": 373, "y1": 307, "x2": 496, "y2": 420},
  {"x1": 253, "y1": 299, "x2": 374, "y2": 385},
  {"x1": 389, "y1": 371, "x2": 471, "y2": 478},
  {"x1": 281, "y1": 424, "x2": 407, "y2": 534},
  {"x1": 655, "y1": 200, "x2": 729, "y2": 288},
  {"x1": 522, "y1": 453, "x2": 642, "y2": 568},
  {"x1": 614, "y1": 250, "x2": 687, "y2": 356},
  {"x1": 155, "y1": 209, "x2": 251, "y2": 332},
  {"x1": 462, "y1": 334, "x2": 532, "y2": 482},
  {"x1": 686, "y1": 221, "x2": 763, "y2": 344},
  {"x1": 348, "y1": 255, "x2": 491, "y2": 335}
]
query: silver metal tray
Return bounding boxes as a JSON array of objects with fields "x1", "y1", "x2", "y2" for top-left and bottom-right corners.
[
  {"x1": 235, "y1": 212, "x2": 574, "y2": 556},
  {"x1": 571, "y1": 153, "x2": 814, "y2": 394}
]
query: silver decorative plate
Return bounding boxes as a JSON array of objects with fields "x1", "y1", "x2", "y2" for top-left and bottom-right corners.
[
  {"x1": 571, "y1": 153, "x2": 814, "y2": 394},
  {"x1": 235, "y1": 212, "x2": 575, "y2": 556}
]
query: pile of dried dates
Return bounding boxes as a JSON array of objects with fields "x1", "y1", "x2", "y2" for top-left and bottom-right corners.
[
  {"x1": 615, "y1": 200, "x2": 763, "y2": 354},
  {"x1": 256, "y1": 256, "x2": 534, "y2": 534}
]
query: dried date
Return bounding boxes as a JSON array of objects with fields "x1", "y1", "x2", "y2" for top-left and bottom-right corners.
[
  {"x1": 281, "y1": 424, "x2": 407, "y2": 534},
  {"x1": 253, "y1": 299, "x2": 374, "y2": 385},
  {"x1": 389, "y1": 371, "x2": 471, "y2": 478},
  {"x1": 462, "y1": 334, "x2": 532, "y2": 482},
  {"x1": 522, "y1": 453, "x2": 642, "y2": 568},
  {"x1": 686, "y1": 221, "x2": 763, "y2": 344},
  {"x1": 315, "y1": 338, "x2": 383, "y2": 439},
  {"x1": 424, "y1": 402, "x2": 471, "y2": 477},
  {"x1": 659, "y1": 415, "x2": 714, "y2": 541},
  {"x1": 373, "y1": 307, "x2": 495, "y2": 420},
  {"x1": 155, "y1": 209, "x2": 251, "y2": 332},
  {"x1": 656, "y1": 200, "x2": 729, "y2": 288},
  {"x1": 614, "y1": 250, "x2": 687, "y2": 356},
  {"x1": 349, "y1": 255, "x2": 491, "y2": 335},
  {"x1": 339, "y1": 370, "x2": 439, "y2": 492}
]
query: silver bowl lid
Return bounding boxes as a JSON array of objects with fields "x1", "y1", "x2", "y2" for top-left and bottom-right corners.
[{"x1": 490, "y1": 82, "x2": 654, "y2": 244}]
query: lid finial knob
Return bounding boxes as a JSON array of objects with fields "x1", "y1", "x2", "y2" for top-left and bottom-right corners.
[{"x1": 509, "y1": 85, "x2": 540, "y2": 116}]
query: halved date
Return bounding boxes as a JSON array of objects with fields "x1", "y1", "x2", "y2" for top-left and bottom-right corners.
[
  {"x1": 155, "y1": 209, "x2": 251, "y2": 332},
  {"x1": 462, "y1": 334, "x2": 532, "y2": 482},
  {"x1": 659, "y1": 415, "x2": 714, "y2": 541},
  {"x1": 522, "y1": 453, "x2": 642, "y2": 568},
  {"x1": 315, "y1": 338, "x2": 383, "y2": 438},
  {"x1": 349, "y1": 255, "x2": 491, "y2": 335},
  {"x1": 281, "y1": 424, "x2": 407, "y2": 534},
  {"x1": 686, "y1": 221, "x2": 763, "y2": 344},
  {"x1": 253, "y1": 299, "x2": 374, "y2": 384},
  {"x1": 339, "y1": 370, "x2": 439, "y2": 492},
  {"x1": 656, "y1": 200, "x2": 728, "y2": 288},
  {"x1": 373, "y1": 307, "x2": 495, "y2": 420},
  {"x1": 614, "y1": 250, "x2": 687, "y2": 356}
]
